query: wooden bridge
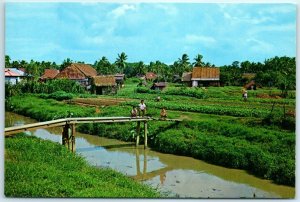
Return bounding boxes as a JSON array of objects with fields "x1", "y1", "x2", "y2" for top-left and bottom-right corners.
[{"x1": 5, "y1": 116, "x2": 181, "y2": 152}]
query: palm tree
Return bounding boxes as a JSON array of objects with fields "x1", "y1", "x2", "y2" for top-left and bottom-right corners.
[
  {"x1": 95, "y1": 56, "x2": 112, "y2": 75},
  {"x1": 193, "y1": 54, "x2": 205, "y2": 67},
  {"x1": 115, "y1": 52, "x2": 128, "y2": 73},
  {"x1": 135, "y1": 61, "x2": 146, "y2": 75},
  {"x1": 177, "y1": 54, "x2": 191, "y2": 76}
]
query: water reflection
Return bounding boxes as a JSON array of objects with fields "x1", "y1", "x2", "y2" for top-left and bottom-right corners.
[{"x1": 5, "y1": 112, "x2": 295, "y2": 198}]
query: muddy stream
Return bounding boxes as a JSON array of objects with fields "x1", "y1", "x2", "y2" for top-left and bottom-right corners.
[{"x1": 5, "y1": 112, "x2": 295, "y2": 198}]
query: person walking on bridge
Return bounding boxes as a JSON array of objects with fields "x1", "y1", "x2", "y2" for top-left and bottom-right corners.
[{"x1": 138, "y1": 99, "x2": 146, "y2": 117}]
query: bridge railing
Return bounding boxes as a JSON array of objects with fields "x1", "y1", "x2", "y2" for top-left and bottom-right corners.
[{"x1": 5, "y1": 116, "x2": 181, "y2": 151}]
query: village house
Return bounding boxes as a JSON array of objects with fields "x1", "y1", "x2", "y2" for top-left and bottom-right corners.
[
  {"x1": 114, "y1": 73, "x2": 125, "y2": 88},
  {"x1": 92, "y1": 75, "x2": 117, "y2": 95},
  {"x1": 182, "y1": 67, "x2": 220, "y2": 87},
  {"x1": 242, "y1": 73, "x2": 260, "y2": 90},
  {"x1": 55, "y1": 63, "x2": 97, "y2": 88},
  {"x1": 40, "y1": 69, "x2": 60, "y2": 81},
  {"x1": 181, "y1": 72, "x2": 192, "y2": 86},
  {"x1": 145, "y1": 72, "x2": 157, "y2": 81},
  {"x1": 5, "y1": 68, "x2": 26, "y2": 85},
  {"x1": 151, "y1": 82, "x2": 167, "y2": 91}
]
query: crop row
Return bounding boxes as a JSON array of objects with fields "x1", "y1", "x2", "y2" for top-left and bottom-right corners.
[
  {"x1": 154, "y1": 128, "x2": 294, "y2": 186},
  {"x1": 123, "y1": 100, "x2": 275, "y2": 118}
]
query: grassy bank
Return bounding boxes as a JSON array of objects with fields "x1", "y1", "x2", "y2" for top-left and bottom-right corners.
[{"x1": 5, "y1": 134, "x2": 160, "y2": 198}]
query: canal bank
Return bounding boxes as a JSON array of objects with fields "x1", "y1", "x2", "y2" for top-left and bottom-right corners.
[{"x1": 5, "y1": 112, "x2": 295, "y2": 198}]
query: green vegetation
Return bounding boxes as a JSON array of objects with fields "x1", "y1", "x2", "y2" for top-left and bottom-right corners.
[
  {"x1": 6, "y1": 95, "x2": 95, "y2": 121},
  {"x1": 5, "y1": 79, "x2": 86, "y2": 98},
  {"x1": 5, "y1": 134, "x2": 159, "y2": 197},
  {"x1": 6, "y1": 85, "x2": 295, "y2": 186}
]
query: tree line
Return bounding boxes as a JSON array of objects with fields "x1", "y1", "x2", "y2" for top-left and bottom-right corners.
[{"x1": 5, "y1": 53, "x2": 295, "y2": 92}]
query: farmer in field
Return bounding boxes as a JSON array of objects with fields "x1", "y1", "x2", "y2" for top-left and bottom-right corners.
[
  {"x1": 243, "y1": 90, "x2": 248, "y2": 101},
  {"x1": 160, "y1": 107, "x2": 167, "y2": 119},
  {"x1": 138, "y1": 99, "x2": 146, "y2": 117},
  {"x1": 131, "y1": 106, "x2": 138, "y2": 118}
]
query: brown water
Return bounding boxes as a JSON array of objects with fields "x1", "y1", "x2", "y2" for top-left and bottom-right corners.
[{"x1": 5, "y1": 112, "x2": 295, "y2": 198}]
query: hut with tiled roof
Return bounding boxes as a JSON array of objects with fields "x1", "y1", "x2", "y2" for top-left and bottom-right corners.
[
  {"x1": 55, "y1": 63, "x2": 97, "y2": 87},
  {"x1": 92, "y1": 75, "x2": 117, "y2": 95}
]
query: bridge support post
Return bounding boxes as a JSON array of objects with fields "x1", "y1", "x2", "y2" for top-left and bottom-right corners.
[
  {"x1": 62, "y1": 123, "x2": 75, "y2": 152},
  {"x1": 71, "y1": 123, "x2": 76, "y2": 152},
  {"x1": 62, "y1": 124, "x2": 69, "y2": 148},
  {"x1": 144, "y1": 121, "x2": 148, "y2": 149},
  {"x1": 136, "y1": 121, "x2": 140, "y2": 147}
]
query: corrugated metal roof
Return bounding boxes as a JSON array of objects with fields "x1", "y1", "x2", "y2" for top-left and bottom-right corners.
[{"x1": 5, "y1": 68, "x2": 22, "y2": 77}]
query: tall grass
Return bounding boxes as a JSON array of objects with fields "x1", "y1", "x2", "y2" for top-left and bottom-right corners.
[{"x1": 5, "y1": 134, "x2": 160, "y2": 197}]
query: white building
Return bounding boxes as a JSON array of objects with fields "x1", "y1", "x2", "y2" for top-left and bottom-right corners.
[{"x1": 5, "y1": 68, "x2": 26, "y2": 85}]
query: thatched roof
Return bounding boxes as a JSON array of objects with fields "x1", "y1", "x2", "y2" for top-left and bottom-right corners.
[
  {"x1": 181, "y1": 72, "x2": 192, "y2": 82},
  {"x1": 55, "y1": 63, "x2": 97, "y2": 79},
  {"x1": 41, "y1": 69, "x2": 60, "y2": 79},
  {"x1": 145, "y1": 72, "x2": 157, "y2": 80},
  {"x1": 242, "y1": 73, "x2": 256, "y2": 80},
  {"x1": 153, "y1": 82, "x2": 167, "y2": 87},
  {"x1": 92, "y1": 76, "x2": 116, "y2": 87},
  {"x1": 191, "y1": 67, "x2": 220, "y2": 80}
]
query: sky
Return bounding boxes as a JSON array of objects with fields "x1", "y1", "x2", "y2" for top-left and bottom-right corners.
[{"x1": 5, "y1": 2, "x2": 296, "y2": 66}]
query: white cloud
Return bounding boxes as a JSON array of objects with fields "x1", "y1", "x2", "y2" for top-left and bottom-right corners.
[
  {"x1": 246, "y1": 38, "x2": 274, "y2": 54},
  {"x1": 222, "y1": 11, "x2": 273, "y2": 25},
  {"x1": 259, "y1": 5, "x2": 296, "y2": 15},
  {"x1": 109, "y1": 4, "x2": 136, "y2": 19},
  {"x1": 185, "y1": 34, "x2": 216, "y2": 45},
  {"x1": 155, "y1": 4, "x2": 178, "y2": 16}
]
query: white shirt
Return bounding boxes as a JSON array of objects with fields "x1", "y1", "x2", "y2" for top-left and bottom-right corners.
[{"x1": 139, "y1": 103, "x2": 146, "y2": 110}]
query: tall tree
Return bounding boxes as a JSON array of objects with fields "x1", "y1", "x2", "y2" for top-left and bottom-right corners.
[
  {"x1": 5, "y1": 55, "x2": 11, "y2": 68},
  {"x1": 193, "y1": 54, "x2": 205, "y2": 67},
  {"x1": 134, "y1": 61, "x2": 146, "y2": 75},
  {"x1": 115, "y1": 52, "x2": 128, "y2": 73},
  {"x1": 94, "y1": 56, "x2": 113, "y2": 75},
  {"x1": 60, "y1": 58, "x2": 73, "y2": 70},
  {"x1": 176, "y1": 54, "x2": 191, "y2": 76}
]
